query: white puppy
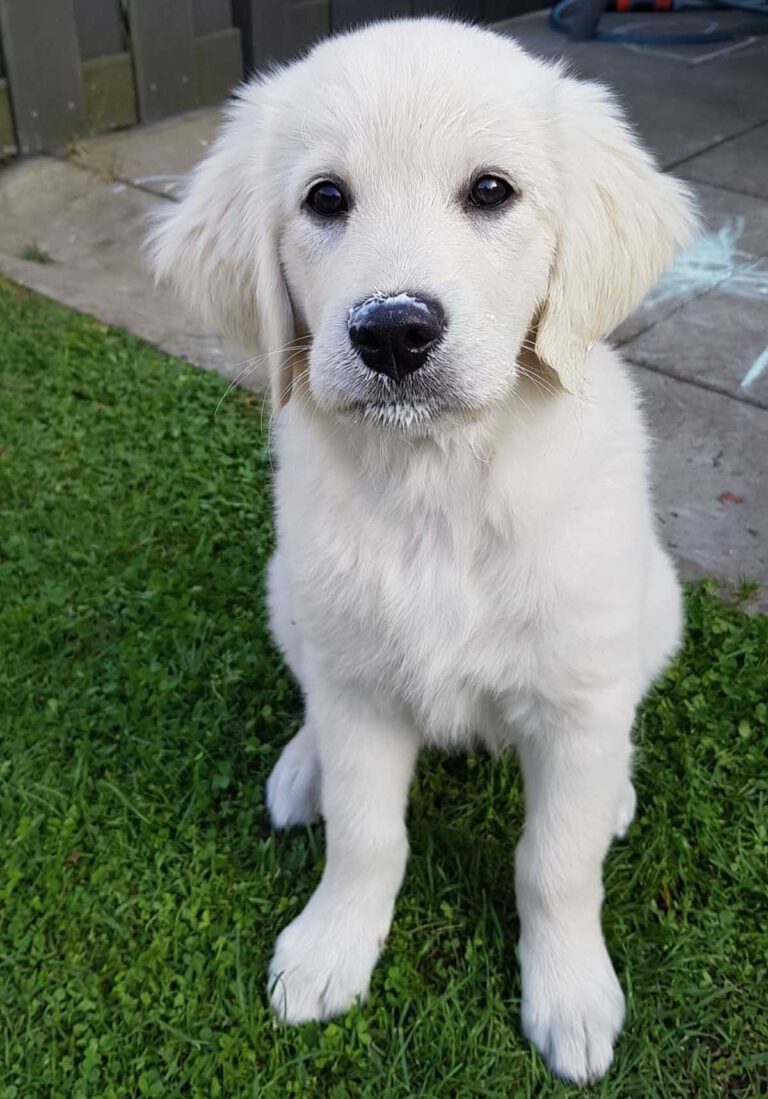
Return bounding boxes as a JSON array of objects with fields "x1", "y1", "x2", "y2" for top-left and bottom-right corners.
[{"x1": 151, "y1": 18, "x2": 696, "y2": 1084}]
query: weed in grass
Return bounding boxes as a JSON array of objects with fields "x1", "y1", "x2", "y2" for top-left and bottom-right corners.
[
  {"x1": 0, "y1": 276, "x2": 766, "y2": 1097},
  {"x1": 17, "y1": 243, "x2": 54, "y2": 265}
]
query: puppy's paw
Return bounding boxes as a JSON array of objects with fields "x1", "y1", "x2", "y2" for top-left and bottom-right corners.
[
  {"x1": 520, "y1": 935, "x2": 625, "y2": 1084},
  {"x1": 266, "y1": 726, "x2": 321, "y2": 829},
  {"x1": 268, "y1": 901, "x2": 388, "y2": 1023},
  {"x1": 613, "y1": 780, "x2": 637, "y2": 839}
]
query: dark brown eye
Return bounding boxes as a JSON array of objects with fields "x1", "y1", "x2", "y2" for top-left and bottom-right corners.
[
  {"x1": 307, "y1": 180, "x2": 348, "y2": 217},
  {"x1": 469, "y1": 174, "x2": 514, "y2": 209}
]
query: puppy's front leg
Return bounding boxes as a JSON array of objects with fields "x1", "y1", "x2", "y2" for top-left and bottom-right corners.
[
  {"x1": 515, "y1": 696, "x2": 635, "y2": 1084},
  {"x1": 269, "y1": 680, "x2": 419, "y2": 1023}
]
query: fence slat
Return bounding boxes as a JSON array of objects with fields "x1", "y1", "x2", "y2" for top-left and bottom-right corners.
[
  {"x1": 286, "y1": 2, "x2": 330, "y2": 53},
  {"x1": 73, "y1": 0, "x2": 123, "y2": 60},
  {"x1": 195, "y1": 29, "x2": 242, "y2": 105},
  {"x1": 82, "y1": 53, "x2": 137, "y2": 133},
  {"x1": 418, "y1": 0, "x2": 483, "y2": 15},
  {"x1": 232, "y1": 1, "x2": 330, "y2": 71},
  {"x1": 331, "y1": 0, "x2": 412, "y2": 27},
  {"x1": 128, "y1": 0, "x2": 197, "y2": 123},
  {"x1": 193, "y1": 0, "x2": 233, "y2": 35},
  {"x1": 231, "y1": 0, "x2": 286, "y2": 70},
  {"x1": 0, "y1": 0, "x2": 87, "y2": 153},
  {"x1": 484, "y1": 0, "x2": 539, "y2": 17},
  {"x1": 0, "y1": 77, "x2": 15, "y2": 155}
]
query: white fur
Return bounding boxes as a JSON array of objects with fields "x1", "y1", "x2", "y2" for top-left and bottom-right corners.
[{"x1": 151, "y1": 18, "x2": 696, "y2": 1084}]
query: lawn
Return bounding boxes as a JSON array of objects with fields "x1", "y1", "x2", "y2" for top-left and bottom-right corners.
[{"x1": 1, "y1": 275, "x2": 766, "y2": 1099}]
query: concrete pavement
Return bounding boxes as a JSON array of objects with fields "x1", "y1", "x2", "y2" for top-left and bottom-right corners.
[{"x1": 0, "y1": 14, "x2": 765, "y2": 603}]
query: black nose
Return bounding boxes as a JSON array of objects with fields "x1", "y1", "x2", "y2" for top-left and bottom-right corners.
[{"x1": 348, "y1": 294, "x2": 445, "y2": 381}]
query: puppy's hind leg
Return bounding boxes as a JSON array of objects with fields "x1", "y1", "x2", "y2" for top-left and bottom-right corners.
[
  {"x1": 265, "y1": 551, "x2": 322, "y2": 829},
  {"x1": 267, "y1": 723, "x2": 322, "y2": 829},
  {"x1": 613, "y1": 777, "x2": 636, "y2": 839}
]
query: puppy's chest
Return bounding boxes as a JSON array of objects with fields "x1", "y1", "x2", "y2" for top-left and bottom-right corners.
[{"x1": 291, "y1": 485, "x2": 540, "y2": 736}]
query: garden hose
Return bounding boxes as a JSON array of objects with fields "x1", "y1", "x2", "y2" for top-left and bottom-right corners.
[{"x1": 550, "y1": 0, "x2": 768, "y2": 44}]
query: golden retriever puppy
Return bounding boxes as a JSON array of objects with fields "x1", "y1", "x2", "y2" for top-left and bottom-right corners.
[{"x1": 151, "y1": 18, "x2": 696, "y2": 1083}]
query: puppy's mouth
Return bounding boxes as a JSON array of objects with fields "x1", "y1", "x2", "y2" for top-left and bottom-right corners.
[
  {"x1": 348, "y1": 389, "x2": 486, "y2": 435},
  {"x1": 358, "y1": 399, "x2": 435, "y2": 430},
  {"x1": 309, "y1": 344, "x2": 480, "y2": 434},
  {"x1": 348, "y1": 369, "x2": 452, "y2": 432}
]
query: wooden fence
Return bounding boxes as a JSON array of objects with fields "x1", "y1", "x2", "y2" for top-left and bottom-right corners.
[
  {"x1": 0, "y1": 1, "x2": 532, "y2": 158},
  {"x1": 232, "y1": 3, "x2": 527, "y2": 73},
  {"x1": 0, "y1": 0, "x2": 243, "y2": 155}
]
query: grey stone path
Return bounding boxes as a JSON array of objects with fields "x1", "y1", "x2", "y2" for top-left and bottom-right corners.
[{"x1": 0, "y1": 15, "x2": 765, "y2": 603}]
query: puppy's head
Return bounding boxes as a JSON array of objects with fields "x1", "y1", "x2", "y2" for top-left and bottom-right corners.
[{"x1": 151, "y1": 19, "x2": 696, "y2": 432}]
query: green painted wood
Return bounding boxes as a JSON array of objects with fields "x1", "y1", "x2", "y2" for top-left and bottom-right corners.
[
  {"x1": 73, "y1": 0, "x2": 124, "y2": 60},
  {"x1": 288, "y1": 1, "x2": 331, "y2": 54},
  {"x1": 231, "y1": 0, "x2": 287, "y2": 70},
  {"x1": 0, "y1": 76, "x2": 16, "y2": 156},
  {"x1": 127, "y1": 0, "x2": 197, "y2": 122},
  {"x1": 195, "y1": 29, "x2": 243, "y2": 105},
  {"x1": 193, "y1": 0, "x2": 233, "y2": 35},
  {"x1": 82, "y1": 53, "x2": 137, "y2": 134},
  {"x1": 484, "y1": 0, "x2": 546, "y2": 17},
  {"x1": 418, "y1": 0, "x2": 482, "y2": 15},
  {"x1": 332, "y1": 0, "x2": 411, "y2": 27},
  {"x1": 0, "y1": 0, "x2": 87, "y2": 153},
  {"x1": 233, "y1": 0, "x2": 330, "y2": 69}
]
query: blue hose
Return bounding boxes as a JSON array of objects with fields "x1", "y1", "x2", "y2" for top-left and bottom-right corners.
[{"x1": 550, "y1": 0, "x2": 768, "y2": 43}]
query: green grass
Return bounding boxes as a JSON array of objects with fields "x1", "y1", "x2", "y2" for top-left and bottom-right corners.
[{"x1": 1, "y1": 275, "x2": 766, "y2": 1099}]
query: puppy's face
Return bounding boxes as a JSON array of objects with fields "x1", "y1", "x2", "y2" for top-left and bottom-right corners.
[
  {"x1": 152, "y1": 20, "x2": 695, "y2": 434},
  {"x1": 277, "y1": 51, "x2": 555, "y2": 431}
]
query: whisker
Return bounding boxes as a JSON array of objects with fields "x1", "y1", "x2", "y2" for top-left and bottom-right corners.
[
  {"x1": 516, "y1": 365, "x2": 560, "y2": 400},
  {"x1": 214, "y1": 338, "x2": 311, "y2": 417}
]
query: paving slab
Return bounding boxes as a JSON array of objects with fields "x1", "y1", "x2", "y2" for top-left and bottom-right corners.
[
  {"x1": 637, "y1": 368, "x2": 768, "y2": 607},
  {"x1": 66, "y1": 107, "x2": 222, "y2": 198},
  {"x1": 677, "y1": 121, "x2": 768, "y2": 202},
  {"x1": 626, "y1": 260, "x2": 768, "y2": 407},
  {"x1": 497, "y1": 13, "x2": 768, "y2": 169},
  {"x1": 0, "y1": 156, "x2": 246, "y2": 380},
  {"x1": 616, "y1": 181, "x2": 768, "y2": 344}
]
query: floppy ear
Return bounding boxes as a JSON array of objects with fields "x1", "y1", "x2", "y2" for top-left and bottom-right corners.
[
  {"x1": 535, "y1": 76, "x2": 697, "y2": 393},
  {"x1": 149, "y1": 79, "x2": 296, "y2": 409}
]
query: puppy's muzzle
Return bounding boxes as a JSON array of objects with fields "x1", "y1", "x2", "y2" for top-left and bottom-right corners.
[{"x1": 348, "y1": 294, "x2": 445, "y2": 382}]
